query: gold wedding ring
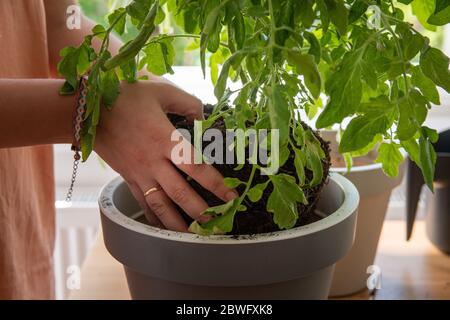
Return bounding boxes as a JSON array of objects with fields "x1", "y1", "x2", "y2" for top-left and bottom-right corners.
[{"x1": 144, "y1": 186, "x2": 162, "y2": 197}]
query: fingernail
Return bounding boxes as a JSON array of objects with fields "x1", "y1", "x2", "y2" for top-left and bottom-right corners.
[{"x1": 226, "y1": 191, "x2": 239, "y2": 201}]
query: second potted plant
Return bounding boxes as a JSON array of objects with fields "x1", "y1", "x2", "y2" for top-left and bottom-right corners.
[{"x1": 321, "y1": 131, "x2": 405, "y2": 296}]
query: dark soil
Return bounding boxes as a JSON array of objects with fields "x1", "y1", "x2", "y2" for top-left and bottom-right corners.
[{"x1": 166, "y1": 105, "x2": 331, "y2": 235}]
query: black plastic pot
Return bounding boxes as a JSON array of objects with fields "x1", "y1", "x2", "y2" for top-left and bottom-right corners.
[{"x1": 406, "y1": 129, "x2": 450, "y2": 254}]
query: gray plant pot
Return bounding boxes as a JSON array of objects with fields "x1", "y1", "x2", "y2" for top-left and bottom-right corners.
[
  {"x1": 99, "y1": 173, "x2": 359, "y2": 300},
  {"x1": 321, "y1": 131, "x2": 405, "y2": 297}
]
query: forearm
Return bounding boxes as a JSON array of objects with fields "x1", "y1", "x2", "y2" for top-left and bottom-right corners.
[{"x1": 0, "y1": 79, "x2": 73, "y2": 148}]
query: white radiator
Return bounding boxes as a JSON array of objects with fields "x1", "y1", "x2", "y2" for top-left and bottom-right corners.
[
  {"x1": 53, "y1": 144, "x2": 118, "y2": 300},
  {"x1": 53, "y1": 190, "x2": 101, "y2": 300}
]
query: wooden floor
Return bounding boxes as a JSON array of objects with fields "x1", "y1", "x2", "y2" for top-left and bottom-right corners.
[{"x1": 70, "y1": 221, "x2": 450, "y2": 300}]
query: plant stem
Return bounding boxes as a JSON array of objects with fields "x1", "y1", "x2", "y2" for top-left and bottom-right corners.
[
  {"x1": 144, "y1": 34, "x2": 229, "y2": 48},
  {"x1": 239, "y1": 164, "x2": 257, "y2": 203},
  {"x1": 381, "y1": 14, "x2": 410, "y2": 94},
  {"x1": 268, "y1": 0, "x2": 276, "y2": 84}
]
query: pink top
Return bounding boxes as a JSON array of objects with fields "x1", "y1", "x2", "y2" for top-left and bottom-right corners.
[{"x1": 0, "y1": 0, "x2": 55, "y2": 299}]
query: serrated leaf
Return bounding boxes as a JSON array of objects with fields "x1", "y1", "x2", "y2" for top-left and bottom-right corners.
[
  {"x1": 324, "y1": 0, "x2": 348, "y2": 35},
  {"x1": 411, "y1": 66, "x2": 440, "y2": 105},
  {"x1": 397, "y1": 91, "x2": 428, "y2": 140},
  {"x1": 293, "y1": 146, "x2": 306, "y2": 186},
  {"x1": 247, "y1": 181, "x2": 269, "y2": 203},
  {"x1": 420, "y1": 47, "x2": 450, "y2": 93},
  {"x1": 144, "y1": 42, "x2": 168, "y2": 75},
  {"x1": 92, "y1": 24, "x2": 106, "y2": 39},
  {"x1": 303, "y1": 31, "x2": 321, "y2": 63},
  {"x1": 191, "y1": 198, "x2": 242, "y2": 235},
  {"x1": 316, "y1": 48, "x2": 365, "y2": 128},
  {"x1": 100, "y1": 70, "x2": 120, "y2": 109},
  {"x1": 286, "y1": 52, "x2": 321, "y2": 98},
  {"x1": 120, "y1": 59, "x2": 138, "y2": 83},
  {"x1": 375, "y1": 143, "x2": 403, "y2": 177},
  {"x1": 401, "y1": 138, "x2": 421, "y2": 165},
  {"x1": 233, "y1": 11, "x2": 246, "y2": 50},
  {"x1": 57, "y1": 46, "x2": 80, "y2": 89},
  {"x1": 268, "y1": 84, "x2": 291, "y2": 145},
  {"x1": 108, "y1": 8, "x2": 127, "y2": 35},
  {"x1": 304, "y1": 129, "x2": 325, "y2": 186},
  {"x1": 339, "y1": 108, "x2": 393, "y2": 153},
  {"x1": 267, "y1": 174, "x2": 307, "y2": 230},
  {"x1": 223, "y1": 177, "x2": 245, "y2": 188},
  {"x1": 349, "y1": 0, "x2": 368, "y2": 24},
  {"x1": 316, "y1": 0, "x2": 330, "y2": 32}
]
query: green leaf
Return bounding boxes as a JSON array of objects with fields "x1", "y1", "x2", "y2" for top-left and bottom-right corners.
[
  {"x1": 428, "y1": 0, "x2": 450, "y2": 25},
  {"x1": 419, "y1": 127, "x2": 437, "y2": 191},
  {"x1": 316, "y1": 0, "x2": 330, "y2": 32},
  {"x1": 303, "y1": 32, "x2": 321, "y2": 63},
  {"x1": 293, "y1": 146, "x2": 306, "y2": 186},
  {"x1": 420, "y1": 47, "x2": 450, "y2": 93},
  {"x1": 411, "y1": 66, "x2": 440, "y2": 105},
  {"x1": 398, "y1": 26, "x2": 425, "y2": 60},
  {"x1": 108, "y1": 8, "x2": 127, "y2": 35},
  {"x1": 200, "y1": 6, "x2": 221, "y2": 77},
  {"x1": 92, "y1": 24, "x2": 106, "y2": 40},
  {"x1": 349, "y1": 0, "x2": 368, "y2": 24},
  {"x1": 144, "y1": 42, "x2": 168, "y2": 75},
  {"x1": 412, "y1": 0, "x2": 437, "y2": 31},
  {"x1": 57, "y1": 47, "x2": 80, "y2": 89},
  {"x1": 267, "y1": 174, "x2": 307, "y2": 230},
  {"x1": 233, "y1": 11, "x2": 246, "y2": 50},
  {"x1": 375, "y1": 143, "x2": 404, "y2": 177},
  {"x1": 397, "y1": 91, "x2": 428, "y2": 140},
  {"x1": 247, "y1": 181, "x2": 269, "y2": 203},
  {"x1": 286, "y1": 52, "x2": 321, "y2": 98},
  {"x1": 339, "y1": 111, "x2": 392, "y2": 153},
  {"x1": 127, "y1": 0, "x2": 154, "y2": 28},
  {"x1": 100, "y1": 70, "x2": 120, "y2": 110},
  {"x1": 155, "y1": 6, "x2": 166, "y2": 24},
  {"x1": 246, "y1": 5, "x2": 267, "y2": 18},
  {"x1": 401, "y1": 137, "x2": 421, "y2": 165},
  {"x1": 268, "y1": 84, "x2": 291, "y2": 145},
  {"x1": 317, "y1": 49, "x2": 365, "y2": 128},
  {"x1": 304, "y1": 130, "x2": 325, "y2": 187},
  {"x1": 296, "y1": 0, "x2": 315, "y2": 28},
  {"x1": 214, "y1": 51, "x2": 244, "y2": 99},
  {"x1": 59, "y1": 81, "x2": 76, "y2": 95},
  {"x1": 324, "y1": 0, "x2": 348, "y2": 35},
  {"x1": 119, "y1": 59, "x2": 138, "y2": 83},
  {"x1": 190, "y1": 198, "x2": 242, "y2": 235},
  {"x1": 223, "y1": 177, "x2": 245, "y2": 188}
]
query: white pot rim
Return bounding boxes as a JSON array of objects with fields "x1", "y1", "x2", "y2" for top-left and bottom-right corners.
[{"x1": 99, "y1": 172, "x2": 359, "y2": 245}]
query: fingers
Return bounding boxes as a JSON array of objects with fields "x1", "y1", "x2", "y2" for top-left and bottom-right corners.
[
  {"x1": 126, "y1": 180, "x2": 164, "y2": 229},
  {"x1": 156, "y1": 82, "x2": 203, "y2": 121},
  {"x1": 164, "y1": 125, "x2": 239, "y2": 203},
  {"x1": 138, "y1": 180, "x2": 189, "y2": 232},
  {"x1": 154, "y1": 162, "x2": 212, "y2": 223},
  {"x1": 175, "y1": 160, "x2": 239, "y2": 203}
]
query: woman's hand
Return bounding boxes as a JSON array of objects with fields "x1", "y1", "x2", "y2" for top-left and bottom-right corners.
[{"x1": 95, "y1": 79, "x2": 238, "y2": 232}]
